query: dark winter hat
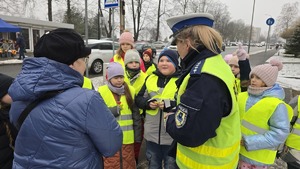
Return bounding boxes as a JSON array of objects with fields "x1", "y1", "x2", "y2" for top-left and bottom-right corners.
[
  {"x1": 0, "y1": 73, "x2": 14, "y2": 99},
  {"x1": 34, "y1": 28, "x2": 91, "y2": 65},
  {"x1": 158, "y1": 49, "x2": 179, "y2": 68},
  {"x1": 143, "y1": 48, "x2": 153, "y2": 58}
]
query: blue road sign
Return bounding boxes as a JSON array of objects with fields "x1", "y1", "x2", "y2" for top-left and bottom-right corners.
[
  {"x1": 104, "y1": 0, "x2": 119, "y2": 8},
  {"x1": 266, "y1": 18, "x2": 275, "y2": 26}
]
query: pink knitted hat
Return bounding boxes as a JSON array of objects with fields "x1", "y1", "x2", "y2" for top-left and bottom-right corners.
[
  {"x1": 249, "y1": 59, "x2": 283, "y2": 87},
  {"x1": 119, "y1": 31, "x2": 134, "y2": 47},
  {"x1": 223, "y1": 54, "x2": 233, "y2": 64},
  {"x1": 228, "y1": 55, "x2": 239, "y2": 67}
]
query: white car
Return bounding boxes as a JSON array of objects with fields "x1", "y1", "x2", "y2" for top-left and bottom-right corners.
[{"x1": 87, "y1": 39, "x2": 119, "y2": 74}]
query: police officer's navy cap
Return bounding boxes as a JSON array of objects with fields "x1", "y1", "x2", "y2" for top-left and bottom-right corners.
[{"x1": 167, "y1": 13, "x2": 214, "y2": 37}]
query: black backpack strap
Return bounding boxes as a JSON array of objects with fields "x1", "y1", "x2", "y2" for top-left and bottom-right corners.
[{"x1": 17, "y1": 90, "x2": 63, "y2": 129}]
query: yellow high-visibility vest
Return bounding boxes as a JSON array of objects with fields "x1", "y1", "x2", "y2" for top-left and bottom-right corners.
[
  {"x1": 98, "y1": 85, "x2": 135, "y2": 144},
  {"x1": 82, "y1": 76, "x2": 93, "y2": 89},
  {"x1": 286, "y1": 96, "x2": 300, "y2": 150},
  {"x1": 176, "y1": 55, "x2": 241, "y2": 169},
  {"x1": 113, "y1": 54, "x2": 125, "y2": 68},
  {"x1": 145, "y1": 74, "x2": 177, "y2": 116},
  {"x1": 238, "y1": 92, "x2": 293, "y2": 164},
  {"x1": 146, "y1": 64, "x2": 156, "y2": 76},
  {"x1": 124, "y1": 70, "x2": 147, "y2": 95}
]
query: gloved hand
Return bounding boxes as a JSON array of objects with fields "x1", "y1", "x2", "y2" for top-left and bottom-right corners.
[{"x1": 236, "y1": 43, "x2": 249, "y2": 60}]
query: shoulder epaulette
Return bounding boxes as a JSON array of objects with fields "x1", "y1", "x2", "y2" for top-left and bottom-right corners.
[{"x1": 190, "y1": 59, "x2": 205, "y2": 75}]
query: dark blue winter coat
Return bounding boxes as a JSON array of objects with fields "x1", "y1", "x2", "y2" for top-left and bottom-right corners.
[{"x1": 8, "y1": 57, "x2": 122, "y2": 169}]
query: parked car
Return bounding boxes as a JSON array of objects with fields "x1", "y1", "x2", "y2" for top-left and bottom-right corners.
[
  {"x1": 87, "y1": 39, "x2": 119, "y2": 74},
  {"x1": 152, "y1": 41, "x2": 165, "y2": 49},
  {"x1": 135, "y1": 42, "x2": 157, "y2": 57}
]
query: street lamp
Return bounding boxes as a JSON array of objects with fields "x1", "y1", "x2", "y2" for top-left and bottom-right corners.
[{"x1": 248, "y1": 0, "x2": 256, "y2": 53}]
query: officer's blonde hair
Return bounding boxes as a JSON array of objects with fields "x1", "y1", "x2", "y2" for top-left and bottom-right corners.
[{"x1": 176, "y1": 25, "x2": 223, "y2": 54}]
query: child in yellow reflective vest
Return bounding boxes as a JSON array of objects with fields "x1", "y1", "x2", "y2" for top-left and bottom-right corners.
[
  {"x1": 142, "y1": 48, "x2": 157, "y2": 76},
  {"x1": 238, "y1": 59, "x2": 291, "y2": 169},
  {"x1": 283, "y1": 95, "x2": 300, "y2": 169},
  {"x1": 135, "y1": 49, "x2": 180, "y2": 169},
  {"x1": 98, "y1": 62, "x2": 142, "y2": 169},
  {"x1": 224, "y1": 43, "x2": 251, "y2": 94}
]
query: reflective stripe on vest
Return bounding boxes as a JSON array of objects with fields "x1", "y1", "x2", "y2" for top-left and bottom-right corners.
[
  {"x1": 238, "y1": 94, "x2": 292, "y2": 164},
  {"x1": 82, "y1": 76, "x2": 93, "y2": 89},
  {"x1": 145, "y1": 74, "x2": 178, "y2": 116},
  {"x1": 176, "y1": 55, "x2": 241, "y2": 169},
  {"x1": 286, "y1": 96, "x2": 300, "y2": 150},
  {"x1": 98, "y1": 85, "x2": 135, "y2": 144}
]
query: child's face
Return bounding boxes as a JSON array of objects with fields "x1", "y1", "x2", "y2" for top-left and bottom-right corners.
[
  {"x1": 229, "y1": 64, "x2": 240, "y2": 76},
  {"x1": 157, "y1": 56, "x2": 176, "y2": 76},
  {"x1": 121, "y1": 43, "x2": 132, "y2": 53},
  {"x1": 110, "y1": 76, "x2": 124, "y2": 88},
  {"x1": 126, "y1": 61, "x2": 140, "y2": 69},
  {"x1": 250, "y1": 74, "x2": 266, "y2": 87},
  {"x1": 143, "y1": 54, "x2": 151, "y2": 62}
]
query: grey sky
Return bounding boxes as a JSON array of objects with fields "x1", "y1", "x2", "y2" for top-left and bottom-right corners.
[{"x1": 224, "y1": 0, "x2": 299, "y2": 34}]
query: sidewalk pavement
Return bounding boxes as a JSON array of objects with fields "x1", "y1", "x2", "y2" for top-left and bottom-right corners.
[{"x1": 0, "y1": 52, "x2": 33, "y2": 65}]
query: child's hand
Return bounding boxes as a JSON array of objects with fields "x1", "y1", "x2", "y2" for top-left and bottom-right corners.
[
  {"x1": 236, "y1": 43, "x2": 249, "y2": 60},
  {"x1": 158, "y1": 101, "x2": 165, "y2": 109},
  {"x1": 149, "y1": 101, "x2": 159, "y2": 109}
]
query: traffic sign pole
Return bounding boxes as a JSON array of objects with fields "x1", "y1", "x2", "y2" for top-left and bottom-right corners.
[{"x1": 264, "y1": 18, "x2": 275, "y2": 56}]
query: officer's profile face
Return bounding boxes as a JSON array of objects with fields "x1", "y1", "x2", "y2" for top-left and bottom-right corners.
[{"x1": 176, "y1": 38, "x2": 189, "y2": 59}]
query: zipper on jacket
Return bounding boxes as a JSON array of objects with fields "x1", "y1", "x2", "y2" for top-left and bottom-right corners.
[{"x1": 158, "y1": 109, "x2": 162, "y2": 145}]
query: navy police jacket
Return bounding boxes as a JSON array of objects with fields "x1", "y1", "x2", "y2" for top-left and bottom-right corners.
[{"x1": 166, "y1": 47, "x2": 232, "y2": 147}]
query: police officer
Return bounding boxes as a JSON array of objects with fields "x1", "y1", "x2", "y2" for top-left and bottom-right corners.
[{"x1": 165, "y1": 13, "x2": 241, "y2": 169}]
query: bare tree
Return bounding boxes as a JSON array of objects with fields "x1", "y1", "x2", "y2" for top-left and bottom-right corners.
[
  {"x1": 154, "y1": 0, "x2": 162, "y2": 41},
  {"x1": 174, "y1": 0, "x2": 189, "y2": 14},
  {"x1": 48, "y1": 0, "x2": 53, "y2": 21},
  {"x1": 275, "y1": 2, "x2": 299, "y2": 35},
  {"x1": 131, "y1": 0, "x2": 149, "y2": 41}
]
